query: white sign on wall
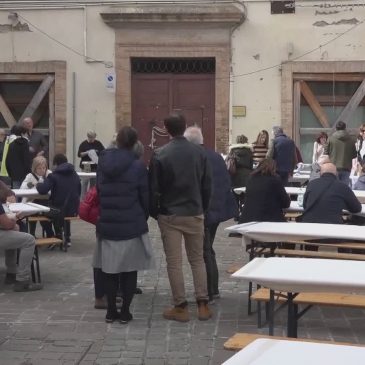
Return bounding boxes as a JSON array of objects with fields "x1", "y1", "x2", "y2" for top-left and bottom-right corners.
[{"x1": 105, "y1": 72, "x2": 116, "y2": 93}]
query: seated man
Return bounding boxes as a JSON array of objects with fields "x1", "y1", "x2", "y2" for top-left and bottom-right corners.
[
  {"x1": 36, "y1": 154, "x2": 81, "y2": 246},
  {"x1": 302, "y1": 163, "x2": 361, "y2": 251},
  {"x1": 0, "y1": 182, "x2": 43, "y2": 291}
]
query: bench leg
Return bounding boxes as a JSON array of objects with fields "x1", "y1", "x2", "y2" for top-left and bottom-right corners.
[
  {"x1": 248, "y1": 281, "x2": 253, "y2": 315},
  {"x1": 268, "y1": 289, "x2": 275, "y2": 336},
  {"x1": 287, "y1": 292, "x2": 298, "y2": 338}
]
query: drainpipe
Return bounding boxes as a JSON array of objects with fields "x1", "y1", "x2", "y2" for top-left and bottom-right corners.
[{"x1": 72, "y1": 72, "x2": 77, "y2": 167}]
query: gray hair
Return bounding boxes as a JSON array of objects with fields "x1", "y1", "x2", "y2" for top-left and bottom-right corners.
[
  {"x1": 272, "y1": 126, "x2": 283, "y2": 137},
  {"x1": 184, "y1": 126, "x2": 204, "y2": 145},
  {"x1": 87, "y1": 130, "x2": 97, "y2": 139}
]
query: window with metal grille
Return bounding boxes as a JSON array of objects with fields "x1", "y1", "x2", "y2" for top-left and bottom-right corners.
[{"x1": 131, "y1": 58, "x2": 215, "y2": 74}]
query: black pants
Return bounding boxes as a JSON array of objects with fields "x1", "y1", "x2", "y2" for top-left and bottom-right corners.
[
  {"x1": 103, "y1": 271, "x2": 137, "y2": 314},
  {"x1": 94, "y1": 268, "x2": 105, "y2": 299},
  {"x1": 29, "y1": 221, "x2": 54, "y2": 238},
  {"x1": 203, "y1": 223, "x2": 219, "y2": 299},
  {"x1": 53, "y1": 218, "x2": 71, "y2": 242}
]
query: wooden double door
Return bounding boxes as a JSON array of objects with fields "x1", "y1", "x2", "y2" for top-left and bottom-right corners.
[{"x1": 131, "y1": 73, "x2": 215, "y2": 163}]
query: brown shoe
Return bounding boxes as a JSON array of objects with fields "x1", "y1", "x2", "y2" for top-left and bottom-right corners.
[
  {"x1": 197, "y1": 301, "x2": 212, "y2": 321},
  {"x1": 163, "y1": 303, "x2": 189, "y2": 322}
]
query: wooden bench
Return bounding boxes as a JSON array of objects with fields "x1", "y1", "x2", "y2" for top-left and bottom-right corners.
[
  {"x1": 274, "y1": 248, "x2": 365, "y2": 261},
  {"x1": 223, "y1": 332, "x2": 364, "y2": 351},
  {"x1": 251, "y1": 288, "x2": 365, "y2": 328},
  {"x1": 28, "y1": 216, "x2": 51, "y2": 223},
  {"x1": 31, "y1": 237, "x2": 63, "y2": 283}
]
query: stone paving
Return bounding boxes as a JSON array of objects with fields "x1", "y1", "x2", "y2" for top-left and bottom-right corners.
[{"x1": 0, "y1": 219, "x2": 365, "y2": 365}]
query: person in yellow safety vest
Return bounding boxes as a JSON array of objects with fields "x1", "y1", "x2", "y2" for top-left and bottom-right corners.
[{"x1": 0, "y1": 127, "x2": 17, "y2": 178}]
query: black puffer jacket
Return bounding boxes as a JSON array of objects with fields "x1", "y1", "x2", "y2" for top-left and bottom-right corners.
[
  {"x1": 36, "y1": 163, "x2": 81, "y2": 217},
  {"x1": 96, "y1": 148, "x2": 149, "y2": 241}
]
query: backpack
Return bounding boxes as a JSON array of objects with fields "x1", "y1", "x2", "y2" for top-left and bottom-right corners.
[
  {"x1": 78, "y1": 186, "x2": 99, "y2": 225},
  {"x1": 225, "y1": 152, "x2": 237, "y2": 175}
]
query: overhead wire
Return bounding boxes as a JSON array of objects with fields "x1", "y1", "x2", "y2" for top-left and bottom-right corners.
[{"x1": 14, "y1": 11, "x2": 365, "y2": 81}]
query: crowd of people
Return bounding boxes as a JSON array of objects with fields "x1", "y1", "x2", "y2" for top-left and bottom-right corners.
[{"x1": 1, "y1": 113, "x2": 365, "y2": 326}]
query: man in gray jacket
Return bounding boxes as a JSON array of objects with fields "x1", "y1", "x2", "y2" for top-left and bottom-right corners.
[{"x1": 325, "y1": 121, "x2": 356, "y2": 186}]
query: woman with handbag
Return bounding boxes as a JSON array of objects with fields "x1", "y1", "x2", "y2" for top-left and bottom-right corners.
[{"x1": 94, "y1": 127, "x2": 155, "y2": 324}]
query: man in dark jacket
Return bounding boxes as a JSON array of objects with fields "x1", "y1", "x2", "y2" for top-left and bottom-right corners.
[
  {"x1": 36, "y1": 154, "x2": 81, "y2": 246},
  {"x1": 302, "y1": 163, "x2": 361, "y2": 224},
  {"x1": 184, "y1": 126, "x2": 237, "y2": 303},
  {"x1": 5, "y1": 125, "x2": 31, "y2": 189},
  {"x1": 266, "y1": 126, "x2": 296, "y2": 185},
  {"x1": 22, "y1": 117, "x2": 48, "y2": 159},
  {"x1": 302, "y1": 162, "x2": 361, "y2": 251},
  {"x1": 324, "y1": 121, "x2": 357, "y2": 186},
  {"x1": 149, "y1": 113, "x2": 212, "y2": 322}
]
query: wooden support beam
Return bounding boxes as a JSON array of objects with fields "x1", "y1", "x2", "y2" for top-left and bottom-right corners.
[
  {"x1": 19, "y1": 74, "x2": 54, "y2": 122},
  {"x1": 0, "y1": 94, "x2": 16, "y2": 127},
  {"x1": 334, "y1": 78, "x2": 365, "y2": 127},
  {"x1": 300, "y1": 81, "x2": 330, "y2": 128},
  {"x1": 0, "y1": 74, "x2": 46, "y2": 82},
  {"x1": 293, "y1": 81, "x2": 301, "y2": 142}
]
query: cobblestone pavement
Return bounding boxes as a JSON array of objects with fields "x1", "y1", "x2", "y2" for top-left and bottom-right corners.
[{"x1": 0, "y1": 219, "x2": 365, "y2": 365}]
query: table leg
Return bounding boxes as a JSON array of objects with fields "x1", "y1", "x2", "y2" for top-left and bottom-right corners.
[{"x1": 269, "y1": 289, "x2": 275, "y2": 336}]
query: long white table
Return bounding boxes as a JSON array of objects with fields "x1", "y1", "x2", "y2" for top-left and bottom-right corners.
[
  {"x1": 233, "y1": 257, "x2": 365, "y2": 337},
  {"x1": 77, "y1": 172, "x2": 96, "y2": 179},
  {"x1": 6, "y1": 202, "x2": 50, "y2": 215},
  {"x1": 289, "y1": 173, "x2": 310, "y2": 184},
  {"x1": 286, "y1": 201, "x2": 365, "y2": 217},
  {"x1": 226, "y1": 221, "x2": 365, "y2": 243},
  {"x1": 223, "y1": 338, "x2": 365, "y2": 365},
  {"x1": 235, "y1": 186, "x2": 365, "y2": 202},
  {"x1": 13, "y1": 188, "x2": 48, "y2": 200}
]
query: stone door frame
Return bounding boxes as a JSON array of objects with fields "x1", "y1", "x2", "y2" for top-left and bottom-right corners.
[{"x1": 101, "y1": 4, "x2": 245, "y2": 153}]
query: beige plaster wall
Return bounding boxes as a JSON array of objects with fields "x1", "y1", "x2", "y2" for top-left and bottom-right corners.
[
  {"x1": 0, "y1": 7, "x2": 115, "y2": 164},
  {"x1": 231, "y1": 0, "x2": 365, "y2": 143}
]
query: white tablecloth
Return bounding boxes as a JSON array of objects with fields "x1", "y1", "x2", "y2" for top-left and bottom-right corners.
[
  {"x1": 77, "y1": 172, "x2": 96, "y2": 178},
  {"x1": 226, "y1": 221, "x2": 365, "y2": 242},
  {"x1": 8, "y1": 202, "x2": 50, "y2": 214},
  {"x1": 13, "y1": 189, "x2": 48, "y2": 199},
  {"x1": 232, "y1": 257, "x2": 365, "y2": 294},
  {"x1": 223, "y1": 338, "x2": 365, "y2": 365}
]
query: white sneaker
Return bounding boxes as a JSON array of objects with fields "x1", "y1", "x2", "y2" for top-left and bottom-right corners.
[{"x1": 66, "y1": 241, "x2": 72, "y2": 247}]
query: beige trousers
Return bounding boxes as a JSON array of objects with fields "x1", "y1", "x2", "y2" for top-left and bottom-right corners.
[{"x1": 158, "y1": 214, "x2": 208, "y2": 305}]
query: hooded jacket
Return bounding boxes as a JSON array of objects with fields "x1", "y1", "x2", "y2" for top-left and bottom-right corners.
[
  {"x1": 96, "y1": 148, "x2": 149, "y2": 241},
  {"x1": 325, "y1": 130, "x2": 356, "y2": 171},
  {"x1": 5, "y1": 136, "x2": 31, "y2": 182},
  {"x1": 228, "y1": 143, "x2": 253, "y2": 188},
  {"x1": 36, "y1": 163, "x2": 81, "y2": 217}
]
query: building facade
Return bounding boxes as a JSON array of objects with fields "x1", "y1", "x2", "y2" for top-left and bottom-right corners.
[{"x1": 0, "y1": 0, "x2": 364, "y2": 163}]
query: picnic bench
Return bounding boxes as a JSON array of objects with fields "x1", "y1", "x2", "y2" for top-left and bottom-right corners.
[{"x1": 251, "y1": 287, "x2": 365, "y2": 328}]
